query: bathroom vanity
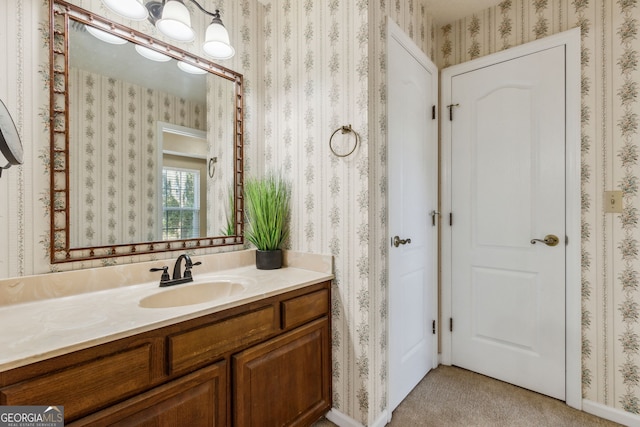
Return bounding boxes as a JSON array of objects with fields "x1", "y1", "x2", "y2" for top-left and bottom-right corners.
[{"x1": 0, "y1": 251, "x2": 333, "y2": 426}]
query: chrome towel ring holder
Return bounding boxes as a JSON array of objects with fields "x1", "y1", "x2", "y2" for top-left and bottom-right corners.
[{"x1": 329, "y1": 124, "x2": 359, "y2": 157}]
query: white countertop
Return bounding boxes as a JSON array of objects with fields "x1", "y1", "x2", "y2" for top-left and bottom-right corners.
[{"x1": 0, "y1": 261, "x2": 332, "y2": 373}]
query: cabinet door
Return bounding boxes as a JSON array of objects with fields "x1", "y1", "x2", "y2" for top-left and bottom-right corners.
[
  {"x1": 233, "y1": 318, "x2": 330, "y2": 427},
  {"x1": 70, "y1": 362, "x2": 226, "y2": 427}
]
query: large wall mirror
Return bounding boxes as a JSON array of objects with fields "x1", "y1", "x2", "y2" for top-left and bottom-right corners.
[{"x1": 50, "y1": 0, "x2": 244, "y2": 263}]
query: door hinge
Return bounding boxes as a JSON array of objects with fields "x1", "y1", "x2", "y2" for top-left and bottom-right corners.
[
  {"x1": 449, "y1": 317, "x2": 453, "y2": 332},
  {"x1": 432, "y1": 320, "x2": 436, "y2": 335},
  {"x1": 432, "y1": 105, "x2": 436, "y2": 120},
  {"x1": 447, "y1": 103, "x2": 459, "y2": 121},
  {"x1": 449, "y1": 212, "x2": 453, "y2": 226}
]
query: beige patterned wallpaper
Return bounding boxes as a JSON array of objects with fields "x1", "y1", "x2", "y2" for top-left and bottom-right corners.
[
  {"x1": 67, "y1": 65, "x2": 236, "y2": 247},
  {"x1": 9, "y1": 0, "x2": 637, "y2": 424},
  {"x1": 0, "y1": 0, "x2": 45, "y2": 278},
  {"x1": 68, "y1": 67, "x2": 206, "y2": 247},
  {"x1": 437, "y1": 0, "x2": 640, "y2": 417},
  {"x1": 262, "y1": 0, "x2": 434, "y2": 424},
  {"x1": 207, "y1": 77, "x2": 237, "y2": 238}
]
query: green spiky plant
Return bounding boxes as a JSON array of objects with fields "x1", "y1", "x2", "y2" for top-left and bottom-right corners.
[
  {"x1": 221, "y1": 184, "x2": 235, "y2": 236},
  {"x1": 244, "y1": 173, "x2": 291, "y2": 251}
]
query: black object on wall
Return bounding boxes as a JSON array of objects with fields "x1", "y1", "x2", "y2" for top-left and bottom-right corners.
[{"x1": 0, "y1": 99, "x2": 23, "y2": 178}]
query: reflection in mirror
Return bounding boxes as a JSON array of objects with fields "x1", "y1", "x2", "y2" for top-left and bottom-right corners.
[
  {"x1": 51, "y1": 0, "x2": 243, "y2": 263},
  {"x1": 0, "y1": 99, "x2": 24, "y2": 178},
  {"x1": 157, "y1": 123, "x2": 207, "y2": 241}
]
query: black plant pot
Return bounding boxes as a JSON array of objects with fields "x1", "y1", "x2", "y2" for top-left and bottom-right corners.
[{"x1": 255, "y1": 249, "x2": 283, "y2": 270}]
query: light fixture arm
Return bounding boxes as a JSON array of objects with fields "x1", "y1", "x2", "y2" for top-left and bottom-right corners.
[
  {"x1": 146, "y1": 1, "x2": 223, "y2": 26},
  {"x1": 184, "y1": 0, "x2": 217, "y2": 19}
]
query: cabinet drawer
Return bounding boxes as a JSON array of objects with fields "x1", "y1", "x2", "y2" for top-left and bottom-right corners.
[
  {"x1": 0, "y1": 345, "x2": 154, "y2": 421},
  {"x1": 168, "y1": 305, "x2": 277, "y2": 375},
  {"x1": 281, "y1": 289, "x2": 329, "y2": 329},
  {"x1": 69, "y1": 361, "x2": 227, "y2": 427}
]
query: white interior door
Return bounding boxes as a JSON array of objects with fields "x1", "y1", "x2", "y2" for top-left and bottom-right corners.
[
  {"x1": 387, "y1": 19, "x2": 438, "y2": 412},
  {"x1": 446, "y1": 45, "x2": 566, "y2": 400}
]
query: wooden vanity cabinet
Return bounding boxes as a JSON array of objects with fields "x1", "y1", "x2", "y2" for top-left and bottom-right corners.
[
  {"x1": 0, "y1": 281, "x2": 331, "y2": 427},
  {"x1": 233, "y1": 318, "x2": 330, "y2": 427},
  {"x1": 0, "y1": 332, "x2": 167, "y2": 421},
  {"x1": 69, "y1": 362, "x2": 227, "y2": 427},
  {"x1": 232, "y1": 288, "x2": 332, "y2": 427}
]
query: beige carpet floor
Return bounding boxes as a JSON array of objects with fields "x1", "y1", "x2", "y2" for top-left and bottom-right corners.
[{"x1": 313, "y1": 365, "x2": 622, "y2": 427}]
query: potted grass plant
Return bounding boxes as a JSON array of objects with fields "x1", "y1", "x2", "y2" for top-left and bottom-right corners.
[{"x1": 244, "y1": 173, "x2": 291, "y2": 269}]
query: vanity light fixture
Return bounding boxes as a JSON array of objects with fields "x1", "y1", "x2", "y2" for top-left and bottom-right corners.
[
  {"x1": 102, "y1": 0, "x2": 235, "y2": 60},
  {"x1": 134, "y1": 44, "x2": 171, "y2": 62},
  {"x1": 154, "y1": 0, "x2": 196, "y2": 42},
  {"x1": 202, "y1": 10, "x2": 235, "y2": 59}
]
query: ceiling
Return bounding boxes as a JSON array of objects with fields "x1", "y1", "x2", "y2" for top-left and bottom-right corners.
[{"x1": 425, "y1": 0, "x2": 503, "y2": 25}]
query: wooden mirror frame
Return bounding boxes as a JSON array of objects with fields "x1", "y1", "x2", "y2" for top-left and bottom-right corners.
[{"x1": 49, "y1": 0, "x2": 244, "y2": 263}]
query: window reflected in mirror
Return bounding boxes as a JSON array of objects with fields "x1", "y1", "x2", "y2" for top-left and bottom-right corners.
[{"x1": 162, "y1": 167, "x2": 202, "y2": 240}]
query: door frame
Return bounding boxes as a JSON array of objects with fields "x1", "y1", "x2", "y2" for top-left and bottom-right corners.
[
  {"x1": 440, "y1": 28, "x2": 581, "y2": 409},
  {"x1": 386, "y1": 16, "x2": 439, "y2": 416},
  {"x1": 156, "y1": 121, "x2": 207, "y2": 240}
]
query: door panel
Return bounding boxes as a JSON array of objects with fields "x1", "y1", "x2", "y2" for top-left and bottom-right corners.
[
  {"x1": 387, "y1": 20, "x2": 438, "y2": 412},
  {"x1": 473, "y1": 268, "x2": 538, "y2": 351},
  {"x1": 475, "y1": 88, "x2": 533, "y2": 247},
  {"x1": 450, "y1": 45, "x2": 566, "y2": 400}
]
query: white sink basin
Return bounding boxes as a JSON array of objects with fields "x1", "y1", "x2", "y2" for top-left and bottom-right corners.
[{"x1": 139, "y1": 281, "x2": 246, "y2": 308}]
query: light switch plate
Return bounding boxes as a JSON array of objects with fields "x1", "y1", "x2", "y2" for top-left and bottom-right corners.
[{"x1": 604, "y1": 191, "x2": 623, "y2": 213}]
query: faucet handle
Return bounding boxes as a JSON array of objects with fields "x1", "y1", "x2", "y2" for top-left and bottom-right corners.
[
  {"x1": 183, "y1": 261, "x2": 202, "y2": 279},
  {"x1": 150, "y1": 266, "x2": 170, "y2": 283}
]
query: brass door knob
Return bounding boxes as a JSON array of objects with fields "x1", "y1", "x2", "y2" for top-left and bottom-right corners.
[
  {"x1": 530, "y1": 234, "x2": 559, "y2": 247},
  {"x1": 393, "y1": 236, "x2": 412, "y2": 247}
]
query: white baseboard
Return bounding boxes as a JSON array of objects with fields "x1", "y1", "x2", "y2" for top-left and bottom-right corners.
[
  {"x1": 582, "y1": 399, "x2": 640, "y2": 427},
  {"x1": 325, "y1": 409, "x2": 364, "y2": 427},
  {"x1": 325, "y1": 401, "x2": 640, "y2": 426},
  {"x1": 369, "y1": 410, "x2": 389, "y2": 427},
  {"x1": 324, "y1": 408, "x2": 389, "y2": 427}
]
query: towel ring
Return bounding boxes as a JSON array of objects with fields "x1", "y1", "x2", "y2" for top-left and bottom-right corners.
[
  {"x1": 208, "y1": 157, "x2": 217, "y2": 178},
  {"x1": 329, "y1": 124, "x2": 359, "y2": 157}
]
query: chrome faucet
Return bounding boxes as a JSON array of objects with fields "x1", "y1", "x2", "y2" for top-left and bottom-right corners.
[{"x1": 150, "y1": 254, "x2": 202, "y2": 287}]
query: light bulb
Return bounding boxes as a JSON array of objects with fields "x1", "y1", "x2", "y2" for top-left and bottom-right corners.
[
  {"x1": 102, "y1": 0, "x2": 148, "y2": 21},
  {"x1": 156, "y1": 1, "x2": 196, "y2": 42},
  {"x1": 135, "y1": 45, "x2": 171, "y2": 62},
  {"x1": 177, "y1": 61, "x2": 207, "y2": 75},
  {"x1": 203, "y1": 20, "x2": 235, "y2": 60},
  {"x1": 85, "y1": 25, "x2": 128, "y2": 45}
]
